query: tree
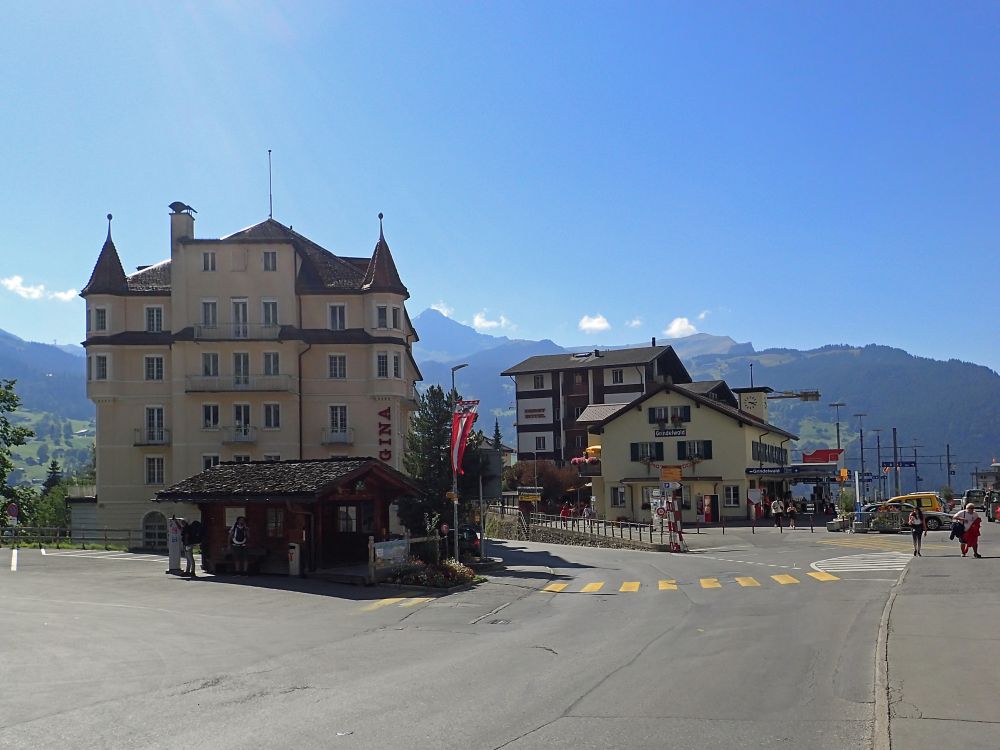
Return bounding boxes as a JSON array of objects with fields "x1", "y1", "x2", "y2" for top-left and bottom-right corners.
[
  {"x1": 42, "y1": 459, "x2": 63, "y2": 496},
  {"x1": 492, "y1": 418, "x2": 503, "y2": 451},
  {"x1": 0, "y1": 379, "x2": 34, "y2": 527}
]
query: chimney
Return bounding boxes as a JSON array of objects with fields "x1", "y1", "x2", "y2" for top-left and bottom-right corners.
[
  {"x1": 593, "y1": 349, "x2": 600, "y2": 358},
  {"x1": 652, "y1": 337, "x2": 656, "y2": 347},
  {"x1": 169, "y1": 202, "x2": 196, "y2": 256}
]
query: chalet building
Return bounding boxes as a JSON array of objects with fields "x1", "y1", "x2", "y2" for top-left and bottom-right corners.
[
  {"x1": 500, "y1": 344, "x2": 692, "y2": 463},
  {"x1": 81, "y1": 203, "x2": 420, "y2": 545},
  {"x1": 580, "y1": 382, "x2": 798, "y2": 523}
]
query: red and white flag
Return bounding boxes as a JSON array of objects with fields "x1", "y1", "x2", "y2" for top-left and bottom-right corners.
[{"x1": 451, "y1": 400, "x2": 480, "y2": 474}]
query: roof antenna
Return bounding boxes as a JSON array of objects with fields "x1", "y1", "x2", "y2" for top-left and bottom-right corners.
[{"x1": 267, "y1": 149, "x2": 273, "y2": 219}]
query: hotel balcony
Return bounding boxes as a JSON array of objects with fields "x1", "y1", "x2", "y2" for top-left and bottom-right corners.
[
  {"x1": 133, "y1": 428, "x2": 170, "y2": 446},
  {"x1": 193, "y1": 324, "x2": 281, "y2": 340},
  {"x1": 321, "y1": 428, "x2": 355, "y2": 445},
  {"x1": 185, "y1": 374, "x2": 293, "y2": 392},
  {"x1": 222, "y1": 426, "x2": 257, "y2": 444}
]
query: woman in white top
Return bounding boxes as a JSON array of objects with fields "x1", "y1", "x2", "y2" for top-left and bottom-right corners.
[{"x1": 953, "y1": 504, "x2": 983, "y2": 558}]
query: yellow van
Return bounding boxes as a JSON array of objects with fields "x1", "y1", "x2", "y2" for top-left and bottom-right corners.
[{"x1": 886, "y1": 493, "x2": 946, "y2": 513}]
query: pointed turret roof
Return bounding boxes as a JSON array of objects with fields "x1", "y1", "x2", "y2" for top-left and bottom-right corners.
[
  {"x1": 81, "y1": 214, "x2": 128, "y2": 296},
  {"x1": 362, "y1": 213, "x2": 408, "y2": 297}
]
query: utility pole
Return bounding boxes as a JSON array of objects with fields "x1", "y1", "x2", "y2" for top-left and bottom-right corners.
[
  {"x1": 912, "y1": 443, "x2": 923, "y2": 492},
  {"x1": 892, "y1": 428, "x2": 901, "y2": 497},
  {"x1": 854, "y1": 413, "x2": 867, "y2": 503},
  {"x1": 946, "y1": 444, "x2": 953, "y2": 493},
  {"x1": 871, "y1": 429, "x2": 883, "y2": 500},
  {"x1": 829, "y1": 402, "x2": 846, "y2": 450}
]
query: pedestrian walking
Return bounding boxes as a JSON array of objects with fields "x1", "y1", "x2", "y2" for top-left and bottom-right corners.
[
  {"x1": 908, "y1": 507, "x2": 926, "y2": 556},
  {"x1": 230, "y1": 516, "x2": 249, "y2": 574},
  {"x1": 559, "y1": 502, "x2": 572, "y2": 528},
  {"x1": 581, "y1": 502, "x2": 596, "y2": 532},
  {"x1": 181, "y1": 519, "x2": 202, "y2": 576},
  {"x1": 786, "y1": 497, "x2": 797, "y2": 529},
  {"x1": 953, "y1": 504, "x2": 982, "y2": 558},
  {"x1": 771, "y1": 496, "x2": 785, "y2": 528}
]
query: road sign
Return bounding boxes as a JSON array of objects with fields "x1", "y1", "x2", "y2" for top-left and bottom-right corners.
[
  {"x1": 659, "y1": 466, "x2": 682, "y2": 482},
  {"x1": 656, "y1": 507, "x2": 668, "y2": 519},
  {"x1": 5, "y1": 502, "x2": 17, "y2": 518},
  {"x1": 660, "y1": 481, "x2": 681, "y2": 490},
  {"x1": 881, "y1": 461, "x2": 916, "y2": 469},
  {"x1": 440, "y1": 523, "x2": 449, "y2": 534}
]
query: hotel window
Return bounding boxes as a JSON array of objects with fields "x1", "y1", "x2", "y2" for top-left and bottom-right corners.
[
  {"x1": 392, "y1": 353, "x2": 401, "y2": 379},
  {"x1": 263, "y1": 403, "x2": 281, "y2": 429},
  {"x1": 376, "y1": 305, "x2": 388, "y2": 328},
  {"x1": 677, "y1": 440, "x2": 713, "y2": 460},
  {"x1": 263, "y1": 454, "x2": 281, "y2": 462},
  {"x1": 202, "y1": 404, "x2": 219, "y2": 429},
  {"x1": 267, "y1": 508, "x2": 284, "y2": 536},
  {"x1": 329, "y1": 304, "x2": 346, "y2": 331},
  {"x1": 533, "y1": 374, "x2": 544, "y2": 390},
  {"x1": 233, "y1": 454, "x2": 251, "y2": 463},
  {"x1": 201, "y1": 300, "x2": 217, "y2": 328},
  {"x1": 392, "y1": 307, "x2": 401, "y2": 329},
  {"x1": 263, "y1": 352, "x2": 280, "y2": 376},
  {"x1": 376, "y1": 352, "x2": 389, "y2": 378},
  {"x1": 328, "y1": 354, "x2": 346, "y2": 379},
  {"x1": 202, "y1": 251, "x2": 216, "y2": 271},
  {"x1": 145, "y1": 306, "x2": 163, "y2": 333},
  {"x1": 338, "y1": 506, "x2": 357, "y2": 533},
  {"x1": 670, "y1": 405, "x2": 691, "y2": 423},
  {"x1": 202, "y1": 353, "x2": 219, "y2": 377},
  {"x1": 329, "y1": 405, "x2": 348, "y2": 434},
  {"x1": 630, "y1": 442, "x2": 664, "y2": 461},
  {"x1": 574, "y1": 406, "x2": 585, "y2": 419},
  {"x1": 144, "y1": 355, "x2": 164, "y2": 381},
  {"x1": 573, "y1": 435, "x2": 585, "y2": 448},
  {"x1": 611, "y1": 486, "x2": 626, "y2": 507},
  {"x1": 724, "y1": 485, "x2": 741, "y2": 508},
  {"x1": 202, "y1": 455, "x2": 220, "y2": 470},
  {"x1": 263, "y1": 250, "x2": 277, "y2": 271},
  {"x1": 94, "y1": 308, "x2": 107, "y2": 332},
  {"x1": 611, "y1": 369, "x2": 624, "y2": 384},
  {"x1": 145, "y1": 456, "x2": 164, "y2": 485},
  {"x1": 86, "y1": 356, "x2": 92, "y2": 381},
  {"x1": 535, "y1": 436, "x2": 546, "y2": 451},
  {"x1": 233, "y1": 353, "x2": 250, "y2": 387},
  {"x1": 95, "y1": 355, "x2": 108, "y2": 380},
  {"x1": 262, "y1": 299, "x2": 278, "y2": 327}
]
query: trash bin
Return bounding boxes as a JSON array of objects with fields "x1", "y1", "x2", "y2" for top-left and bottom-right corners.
[{"x1": 288, "y1": 543, "x2": 301, "y2": 577}]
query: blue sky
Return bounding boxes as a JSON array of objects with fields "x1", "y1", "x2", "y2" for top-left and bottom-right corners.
[{"x1": 2, "y1": 2, "x2": 998, "y2": 372}]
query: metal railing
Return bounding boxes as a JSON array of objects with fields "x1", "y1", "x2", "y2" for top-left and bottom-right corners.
[
  {"x1": 529, "y1": 511, "x2": 667, "y2": 544},
  {"x1": 321, "y1": 427, "x2": 355, "y2": 445},
  {"x1": 0, "y1": 527, "x2": 146, "y2": 550},
  {"x1": 185, "y1": 374, "x2": 293, "y2": 392},
  {"x1": 133, "y1": 428, "x2": 170, "y2": 446},
  {"x1": 222, "y1": 425, "x2": 257, "y2": 443},
  {"x1": 194, "y1": 324, "x2": 282, "y2": 340}
]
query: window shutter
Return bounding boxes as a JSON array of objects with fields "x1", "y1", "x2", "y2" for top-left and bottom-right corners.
[
  {"x1": 681, "y1": 405, "x2": 691, "y2": 422},
  {"x1": 703, "y1": 441, "x2": 713, "y2": 460},
  {"x1": 648, "y1": 408, "x2": 657, "y2": 424},
  {"x1": 677, "y1": 442, "x2": 687, "y2": 460},
  {"x1": 655, "y1": 442, "x2": 664, "y2": 461},
  {"x1": 630, "y1": 443, "x2": 639, "y2": 461}
]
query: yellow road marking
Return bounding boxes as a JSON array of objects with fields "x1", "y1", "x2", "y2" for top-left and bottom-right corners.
[
  {"x1": 398, "y1": 597, "x2": 435, "y2": 607},
  {"x1": 735, "y1": 576, "x2": 760, "y2": 587},
  {"x1": 581, "y1": 582, "x2": 605, "y2": 593},
  {"x1": 700, "y1": 578, "x2": 721, "y2": 589},
  {"x1": 772, "y1": 574, "x2": 799, "y2": 585},
  {"x1": 543, "y1": 583, "x2": 569, "y2": 593},
  {"x1": 360, "y1": 596, "x2": 410, "y2": 611},
  {"x1": 807, "y1": 571, "x2": 840, "y2": 582},
  {"x1": 619, "y1": 581, "x2": 640, "y2": 592},
  {"x1": 658, "y1": 579, "x2": 677, "y2": 591}
]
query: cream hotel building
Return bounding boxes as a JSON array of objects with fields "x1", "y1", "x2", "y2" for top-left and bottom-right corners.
[{"x1": 81, "y1": 203, "x2": 420, "y2": 544}]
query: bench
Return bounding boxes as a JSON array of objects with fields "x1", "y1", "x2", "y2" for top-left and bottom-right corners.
[{"x1": 210, "y1": 546, "x2": 267, "y2": 574}]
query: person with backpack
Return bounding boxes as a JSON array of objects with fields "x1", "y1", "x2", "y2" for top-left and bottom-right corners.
[
  {"x1": 181, "y1": 519, "x2": 203, "y2": 577},
  {"x1": 953, "y1": 503, "x2": 982, "y2": 558},
  {"x1": 230, "y1": 516, "x2": 249, "y2": 574}
]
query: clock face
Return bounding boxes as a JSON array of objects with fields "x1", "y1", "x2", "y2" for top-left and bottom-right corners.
[{"x1": 743, "y1": 394, "x2": 759, "y2": 411}]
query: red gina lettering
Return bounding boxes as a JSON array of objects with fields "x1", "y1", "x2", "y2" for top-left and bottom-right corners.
[{"x1": 378, "y1": 449, "x2": 392, "y2": 461}]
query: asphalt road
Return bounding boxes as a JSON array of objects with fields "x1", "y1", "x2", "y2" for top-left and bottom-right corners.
[{"x1": 0, "y1": 527, "x2": 919, "y2": 749}]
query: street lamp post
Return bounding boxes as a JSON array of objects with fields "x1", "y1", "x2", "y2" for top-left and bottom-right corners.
[
  {"x1": 829, "y1": 402, "x2": 846, "y2": 451},
  {"x1": 871, "y1": 429, "x2": 883, "y2": 500},
  {"x1": 854, "y1": 413, "x2": 867, "y2": 502},
  {"x1": 449, "y1": 364, "x2": 469, "y2": 559}
]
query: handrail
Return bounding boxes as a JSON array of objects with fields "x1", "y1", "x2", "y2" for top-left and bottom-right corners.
[{"x1": 0, "y1": 526, "x2": 144, "y2": 550}]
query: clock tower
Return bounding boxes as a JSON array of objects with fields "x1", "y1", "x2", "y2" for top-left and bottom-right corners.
[{"x1": 734, "y1": 387, "x2": 772, "y2": 422}]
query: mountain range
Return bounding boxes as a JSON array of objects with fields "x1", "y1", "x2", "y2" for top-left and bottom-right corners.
[{"x1": 3, "y1": 313, "x2": 999, "y2": 493}]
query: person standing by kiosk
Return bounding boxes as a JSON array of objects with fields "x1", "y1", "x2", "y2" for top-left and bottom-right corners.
[{"x1": 230, "y1": 516, "x2": 249, "y2": 574}]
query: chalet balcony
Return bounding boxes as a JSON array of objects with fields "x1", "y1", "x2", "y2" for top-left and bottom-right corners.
[
  {"x1": 193, "y1": 324, "x2": 281, "y2": 340},
  {"x1": 133, "y1": 428, "x2": 170, "y2": 446},
  {"x1": 185, "y1": 374, "x2": 292, "y2": 392},
  {"x1": 321, "y1": 428, "x2": 355, "y2": 445},
  {"x1": 222, "y1": 426, "x2": 257, "y2": 444}
]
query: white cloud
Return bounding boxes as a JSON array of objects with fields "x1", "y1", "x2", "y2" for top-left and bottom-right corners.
[
  {"x1": 578, "y1": 314, "x2": 611, "y2": 334},
  {"x1": 473, "y1": 310, "x2": 514, "y2": 331},
  {"x1": 697, "y1": 309, "x2": 710, "y2": 321},
  {"x1": 0, "y1": 275, "x2": 76, "y2": 302},
  {"x1": 625, "y1": 317, "x2": 643, "y2": 329},
  {"x1": 663, "y1": 317, "x2": 698, "y2": 338},
  {"x1": 430, "y1": 300, "x2": 454, "y2": 317}
]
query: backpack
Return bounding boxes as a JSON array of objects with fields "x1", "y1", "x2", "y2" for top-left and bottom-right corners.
[{"x1": 231, "y1": 524, "x2": 247, "y2": 545}]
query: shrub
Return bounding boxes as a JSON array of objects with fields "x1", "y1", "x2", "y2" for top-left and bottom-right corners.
[{"x1": 390, "y1": 557, "x2": 477, "y2": 588}]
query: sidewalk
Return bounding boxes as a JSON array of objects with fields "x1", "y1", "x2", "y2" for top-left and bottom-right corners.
[{"x1": 882, "y1": 520, "x2": 1000, "y2": 749}]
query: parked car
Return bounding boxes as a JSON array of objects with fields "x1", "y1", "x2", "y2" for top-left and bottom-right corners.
[
  {"x1": 457, "y1": 524, "x2": 482, "y2": 557},
  {"x1": 962, "y1": 489, "x2": 987, "y2": 511},
  {"x1": 884, "y1": 492, "x2": 947, "y2": 514},
  {"x1": 860, "y1": 502, "x2": 949, "y2": 531}
]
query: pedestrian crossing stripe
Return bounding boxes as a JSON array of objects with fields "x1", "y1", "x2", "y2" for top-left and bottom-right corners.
[
  {"x1": 735, "y1": 577, "x2": 760, "y2": 587},
  {"x1": 700, "y1": 578, "x2": 721, "y2": 589},
  {"x1": 581, "y1": 582, "x2": 605, "y2": 593},
  {"x1": 772, "y1": 574, "x2": 798, "y2": 585},
  {"x1": 619, "y1": 582, "x2": 640, "y2": 592},
  {"x1": 543, "y1": 582, "x2": 569, "y2": 593},
  {"x1": 807, "y1": 571, "x2": 839, "y2": 582},
  {"x1": 658, "y1": 579, "x2": 677, "y2": 590},
  {"x1": 812, "y1": 551, "x2": 911, "y2": 573},
  {"x1": 819, "y1": 538, "x2": 949, "y2": 552}
]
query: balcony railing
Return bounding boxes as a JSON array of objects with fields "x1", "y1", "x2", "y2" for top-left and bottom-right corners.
[
  {"x1": 185, "y1": 374, "x2": 292, "y2": 392},
  {"x1": 194, "y1": 324, "x2": 281, "y2": 340},
  {"x1": 222, "y1": 426, "x2": 257, "y2": 444},
  {"x1": 321, "y1": 428, "x2": 355, "y2": 445},
  {"x1": 134, "y1": 428, "x2": 170, "y2": 446}
]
